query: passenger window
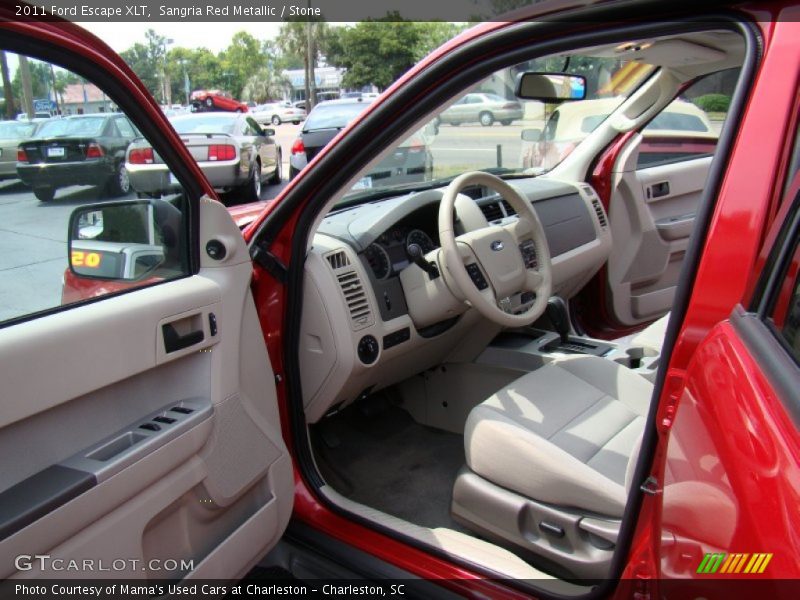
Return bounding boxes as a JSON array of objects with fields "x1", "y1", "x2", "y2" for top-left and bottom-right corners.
[
  {"x1": 0, "y1": 52, "x2": 190, "y2": 325},
  {"x1": 636, "y1": 68, "x2": 739, "y2": 169}
]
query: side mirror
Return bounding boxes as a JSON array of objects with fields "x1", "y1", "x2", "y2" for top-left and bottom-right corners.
[
  {"x1": 68, "y1": 199, "x2": 178, "y2": 281},
  {"x1": 521, "y1": 128, "x2": 543, "y2": 142},
  {"x1": 263, "y1": 128, "x2": 275, "y2": 137},
  {"x1": 516, "y1": 72, "x2": 587, "y2": 102}
]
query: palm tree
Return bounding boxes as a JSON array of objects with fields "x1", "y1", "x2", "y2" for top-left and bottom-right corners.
[
  {"x1": 278, "y1": 20, "x2": 327, "y2": 110},
  {"x1": 241, "y1": 68, "x2": 291, "y2": 104}
]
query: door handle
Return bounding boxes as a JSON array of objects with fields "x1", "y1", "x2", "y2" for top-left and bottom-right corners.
[{"x1": 162, "y1": 322, "x2": 204, "y2": 353}]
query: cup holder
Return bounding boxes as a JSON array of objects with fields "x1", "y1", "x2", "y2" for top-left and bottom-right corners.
[{"x1": 614, "y1": 346, "x2": 659, "y2": 369}]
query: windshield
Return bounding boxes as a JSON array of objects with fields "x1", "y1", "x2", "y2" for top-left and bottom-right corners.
[
  {"x1": 341, "y1": 53, "x2": 658, "y2": 201},
  {"x1": 171, "y1": 115, "x2": 237, "y2": 135},
  {"x1": 305, "y1": 102, "x2": 370, "y2": 132},
  {"x1": 0, "y1": 121, "x2": 37, "y2": 139},
  {"x1": 36, "y1": 117, "x2": 106, "y2": 138}
]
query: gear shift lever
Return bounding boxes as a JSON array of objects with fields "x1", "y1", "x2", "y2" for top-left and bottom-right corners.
[{"x1": 546, "y1": 296, "x2": 570, "y2": 344}]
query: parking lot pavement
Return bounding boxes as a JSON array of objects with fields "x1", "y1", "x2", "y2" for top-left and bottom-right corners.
[{"x1": 0, "y1": 180, "x2": 108, "y2": 321}]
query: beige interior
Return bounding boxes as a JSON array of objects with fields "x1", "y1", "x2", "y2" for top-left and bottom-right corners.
[
  {"x1": 0, "y1": 198, "x2": 292, "y2": 580},
  {"x1": 294, "y1": 28, "x2": 745, "y2": 585},
  {"x1": 606, "y1": 141, "x2": 713, "y2": 325}
]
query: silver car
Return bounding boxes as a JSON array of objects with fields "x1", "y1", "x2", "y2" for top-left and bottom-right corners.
[
  {"x1": 126, "y1": 112, "x2": 281, "y2": 203},
  {"x1": 251, "y1": 102, "x2": 306, "y2": 126},
  {"x1": 0, "y1": 120, "x2": 39, "y2": 181},
  {"x1": 437, "y1": 92, "x2": 523, "y2": 127}
]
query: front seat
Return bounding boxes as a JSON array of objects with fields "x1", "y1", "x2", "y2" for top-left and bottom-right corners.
[{"x1": 451, "y1": 355, "x2": 653, "y2": 579}]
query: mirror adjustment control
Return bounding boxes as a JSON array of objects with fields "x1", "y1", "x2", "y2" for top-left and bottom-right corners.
[
  {"x1": 209, "y1": 313, "x2": 218, "y2": 336},
  {"x1": 139, "y1": 423, "x2": 161, "y2": 432},
  {"x1": 357, "y1": 335, "x2": 379, "y2": 365}
]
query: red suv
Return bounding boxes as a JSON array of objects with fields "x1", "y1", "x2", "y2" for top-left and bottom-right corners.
[{"x1": 1, "y1": 2, "x2": 798, "y2": 598}]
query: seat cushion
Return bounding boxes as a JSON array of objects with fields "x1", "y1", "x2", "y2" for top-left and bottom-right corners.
[
  {"x1": 631, "y1": 313, "x2": 670, "y2": 353},
  {"x1": 464, "y1": 355, "x2": 653, "y2": 517}
]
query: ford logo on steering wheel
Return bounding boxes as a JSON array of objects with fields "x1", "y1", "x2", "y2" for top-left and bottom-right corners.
[{"x1": 490, "y1": 240, "x2": 504, "y2": 251}]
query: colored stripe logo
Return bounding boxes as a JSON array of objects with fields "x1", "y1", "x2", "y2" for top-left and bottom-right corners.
[{"x1": 697, "y1": 552, "x2": 772, "y2": 574}]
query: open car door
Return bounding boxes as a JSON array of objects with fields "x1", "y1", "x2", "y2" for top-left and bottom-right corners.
[{"x1": 0, "y1": 19, "x2": 292, "y2": 580}]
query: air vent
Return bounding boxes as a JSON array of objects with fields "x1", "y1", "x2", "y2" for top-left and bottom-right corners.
[
  {"x1": 591, "y1": 198, "x2": 608, "y2": 228},
  {"x1": 326, "y1": 250, "x2": 350, "y2": 270},
  {"x1": 501, "y1": 200, "x2": 517, "y2": 216},
  {"x1": 479, "y1": 201, "x2": 504, "y2": 222},
  {"x1": 336, "y1": 270, "x2": 373, "y2": 329}
]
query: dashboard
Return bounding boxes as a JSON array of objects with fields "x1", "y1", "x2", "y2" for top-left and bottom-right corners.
[{"x1": 299, "y1": 177, "x2": 613, "y2": 423}]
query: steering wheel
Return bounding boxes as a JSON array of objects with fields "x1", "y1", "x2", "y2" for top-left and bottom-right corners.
[{"x1": 439, "y1": 171, "x2": 552, "y2": 327}]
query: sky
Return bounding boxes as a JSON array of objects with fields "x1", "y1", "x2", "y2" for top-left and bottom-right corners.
[{"x1": 75, "y1": 22, "x2": 286, "y2": 53}]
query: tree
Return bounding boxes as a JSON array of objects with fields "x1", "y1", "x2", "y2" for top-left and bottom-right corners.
[
  {"x1": 241, "y1": 68, "x2": 290, "y2": 103},
  {"x1": 120, "y1": 42, "x2": 161, "y2": 99},
  {"x1": 0, "y1": 51, "x2": 16, "y2": 119},
  {"x1": 278, "y1": 19, "x2": 327, "y2": 109},
  {"x1": 220, "y1": 31, "x2": 267, "y2": 98},
  {"x1": 413, "y1": 22, "x2": 467, "y2": 61},
  {"x1": 325, "y1": 16, "x2": 420, "y2": 91}
]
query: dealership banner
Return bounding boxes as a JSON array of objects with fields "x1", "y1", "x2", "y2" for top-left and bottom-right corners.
[{"x1": 11, "y1": 0, "x2": 540, "y2": 22}]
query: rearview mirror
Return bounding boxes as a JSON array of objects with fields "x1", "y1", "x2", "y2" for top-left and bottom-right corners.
[
  {"x1": 263, "y1": 128, "x2": 275, "y2": 137},
  {"x1": 516, "y1": 72, "x2": 587, "y2": 102},
  {"x1": 521, "y1": 128, "x2": 542, "y2": 142},
  {"x1": 68, "y1": 199, "x2": 180, "y2": 281}
]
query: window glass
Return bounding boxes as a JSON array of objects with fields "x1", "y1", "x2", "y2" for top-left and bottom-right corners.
[
  {"x1": 169, "y1": 113, "x2": 236, "y2": 135},
  {"x1": 115, "y1": 117, "x2": 136, "y2": 138},
  {"x1": 636, "y1": 68, "x2": 739, "y2": 169},
  {"x1": 0, "y1": 52, "x2": 190, "y2": 325}
]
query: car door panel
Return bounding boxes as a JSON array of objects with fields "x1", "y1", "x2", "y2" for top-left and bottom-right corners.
[
  {"x1": 659, "y1": 311, "x2": 800, "y2": 580},
  {"x1": 607, "y1": 136, "x2": 713, "y2": 325},
  {"x1": 0, "y1": 198, "x2": 292, "y2": 579}
]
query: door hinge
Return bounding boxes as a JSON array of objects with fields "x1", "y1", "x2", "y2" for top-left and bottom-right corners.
[
  {"x1": 252, "y1": 243, "x2": 288, "y2": 283},
  {"x1": 640, "y1": 476, "x2": 661, "y2": 496}
]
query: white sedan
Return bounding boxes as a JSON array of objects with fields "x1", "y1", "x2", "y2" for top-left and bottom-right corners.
[{"x1": 251, "y1": 102, "x2": 306, "y2": 126}]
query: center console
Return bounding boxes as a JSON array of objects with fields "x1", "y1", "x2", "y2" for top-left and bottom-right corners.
[{"x1": 477, "y1": 295, "x2": 662, "y2": 383}]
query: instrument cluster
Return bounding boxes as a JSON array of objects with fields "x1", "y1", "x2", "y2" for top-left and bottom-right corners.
[{"x1": 363, "y1": 226, "x2": 437, "y2": 280}]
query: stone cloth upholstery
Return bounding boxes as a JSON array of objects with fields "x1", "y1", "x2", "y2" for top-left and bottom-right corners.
[{"x1": 464, "y1": 355, "x2": 653, "y2": 518}]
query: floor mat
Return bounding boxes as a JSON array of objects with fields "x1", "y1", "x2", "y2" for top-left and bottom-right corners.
[{"x1": 313, "y1": 401, "x2": 468, "y2": 532}]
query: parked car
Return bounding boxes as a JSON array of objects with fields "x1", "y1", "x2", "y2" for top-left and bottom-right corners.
[
  {"x1": 189, "y1": 89, "x2": 248, "y2": 113},
  {"x1": 126, "y1": 112, "x2": 281, "y2": 203},
  {"x1": 251, "y1": 102, "x2": 306, "y2": 126},
  {"x1": 0, "y1": 120, "x2": 38, "y2": 181},
  {"x1": 437, "y1": 92, "x2": 524, "y2": 126},
  {"x1": 16, "y1": 114, "x2": 138, "y2": 202},
  {"x1": 4, "y1": 3, "x2": 800, "y2": 597},
  {"x1": 289, "y1": 98, "x2": 432, "y2": 185},
  {"x1": 522, "y1": 97, "x2": 719, "y2": 170}
]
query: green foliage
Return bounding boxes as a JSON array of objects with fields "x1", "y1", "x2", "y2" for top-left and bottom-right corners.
[
  {"x1": 323, "y1": 20, "x2": 467, "y2": 91},
  {"x1": 220, "y1": 32, "x2": 266, "y2": 98},
  {"x1": 692, "y1": 93, "x2": 731, "y2": 113}
]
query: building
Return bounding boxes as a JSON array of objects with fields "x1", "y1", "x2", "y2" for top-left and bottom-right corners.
[
  {"x1": 282, "y1": 66, "x2": 346, "y2": 102},
  {"x1": 59, "y1": 83, "x2": 115, "y2": 115}
]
